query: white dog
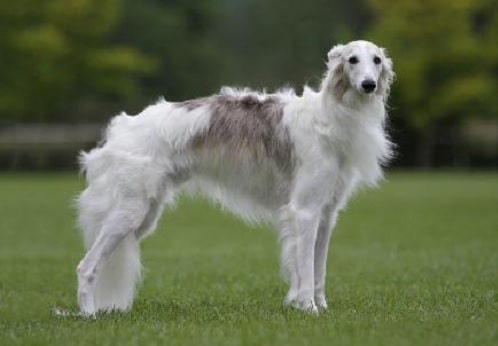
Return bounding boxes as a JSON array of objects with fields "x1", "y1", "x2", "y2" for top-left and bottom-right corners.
[{"x1": 76, "y1": 40, "x2": 394, "y2": 315}]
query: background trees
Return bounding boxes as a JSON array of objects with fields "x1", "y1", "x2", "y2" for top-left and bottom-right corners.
[
  {"x1": 0, "y1": 0, "x2": 154, "y2": 122},
  {"x1": 0, "y1": 0, "x2": 496, "y2": 167},
  {"x1": 112, "y1": 0, "x2": 222, "y2": 103},
  {"x1": 367, "y1": 0, "x2": 498, "y2": 166}
]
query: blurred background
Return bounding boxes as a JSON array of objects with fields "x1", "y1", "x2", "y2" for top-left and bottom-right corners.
[{"x1": 0, "y1": 0, "x2": 496, "y2": 170}]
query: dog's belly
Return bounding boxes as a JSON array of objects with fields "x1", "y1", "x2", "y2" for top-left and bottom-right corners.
[{"x1": 180, "y1": 152, "x2": 291, "y2": 222}]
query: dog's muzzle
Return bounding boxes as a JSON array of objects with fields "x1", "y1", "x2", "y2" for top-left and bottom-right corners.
[{"x1": 361, "y1": 80, "x2": 377, "y2": 93}]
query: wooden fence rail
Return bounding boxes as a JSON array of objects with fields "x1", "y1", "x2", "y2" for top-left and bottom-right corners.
[
  {"x1": 0, "y1": 124, "x2": 104, "y2": 170},
  {"x1": 0, "y1": 124, "x2": 103, "y2": 150}
]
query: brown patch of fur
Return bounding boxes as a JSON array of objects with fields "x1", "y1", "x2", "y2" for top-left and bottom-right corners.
[{"x1": 192, "y1": 95, "x2": 294, "y2": 171}]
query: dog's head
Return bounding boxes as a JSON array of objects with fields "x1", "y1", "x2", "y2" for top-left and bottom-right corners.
[{"x1": 326, "y1": 40, "x2": 394, "y2": 101}]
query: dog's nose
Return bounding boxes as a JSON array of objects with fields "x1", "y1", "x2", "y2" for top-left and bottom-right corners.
[{"x1": 361, "y1": 80, "x2": 377, "y2": 93}]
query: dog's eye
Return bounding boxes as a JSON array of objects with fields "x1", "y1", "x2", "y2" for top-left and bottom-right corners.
[
  {"x1": 373, "y1": 56, "x2": 382, "y2": 65},
  {"x1": 348, "y1": 56, "x2": 359, "y2": 64}
]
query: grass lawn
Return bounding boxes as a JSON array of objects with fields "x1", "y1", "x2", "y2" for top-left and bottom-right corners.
[{"x1": 0, "y1": 172, "x2": 496, "y2": 345}]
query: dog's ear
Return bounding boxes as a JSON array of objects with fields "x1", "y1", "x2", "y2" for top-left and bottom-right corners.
[
  {"x1": 327, "y1": 44, "x2": 344, "y2": 69},
  {"x1": 326, "y1": 44, "x2": 348, "y2": 101},
  {"x1": 376, "y1": 48, "x2": 395, "y2": 101}
]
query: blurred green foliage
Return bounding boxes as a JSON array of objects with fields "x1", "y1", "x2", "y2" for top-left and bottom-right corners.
[
  {"x1": 0, "y1": 0, "x2": 155, "y2": 122},
  {"x1": 112, "y1": 0, "x2": 222, "y2": 102},
  {"x1": 0, "y1": 0, "x2": 496, "y2": 166},
  {"x1": 212, "y1": 0, "x2": 370, "y2": 90},
  {"x1": 2, "y1": 0, "x2": 496, "y2": 124},
  {"x1": 367, "y1": 0, "x2": 497, "y2": 165},
  {"x1": 368, "y1": 0, "x2": 497, "y2": 129}
]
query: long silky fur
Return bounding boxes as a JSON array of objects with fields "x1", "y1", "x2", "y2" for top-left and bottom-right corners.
[{"x1": 74, "y1": 40, "x2": 395, "y2": 315}]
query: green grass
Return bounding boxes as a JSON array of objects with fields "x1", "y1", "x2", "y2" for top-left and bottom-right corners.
[{"x1": 0, "y1": 172, "x2": 497, "y2": 345}]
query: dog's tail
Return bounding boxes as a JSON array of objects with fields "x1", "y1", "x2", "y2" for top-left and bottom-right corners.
[{"x1": 93, "y1": 234, "x2": 141, "y2": 312}]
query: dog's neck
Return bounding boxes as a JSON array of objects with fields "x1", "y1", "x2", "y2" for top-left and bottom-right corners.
[
  {"x1": 313, "y1": 87, "x2": 392, "y2": 186},
  {"x1": 317, "y1": 80, "x2": 389, "y2": 141},
  {"x1": 319, "y1": 87, "x2": 386, "y2": 129}
]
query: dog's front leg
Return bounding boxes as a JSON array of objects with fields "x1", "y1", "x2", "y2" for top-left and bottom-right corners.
[
  {"x1": 313, "y1": 205, "x2": 338, "y2": 311},
  {"x1": 286, "y1": 206, "x2": 321, "y2": 313},
  {"x1": 280, "y1": 161, "x2": 338, "y2": 313}
]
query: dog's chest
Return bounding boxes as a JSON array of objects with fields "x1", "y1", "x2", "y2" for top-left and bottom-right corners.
[{"x1": 320, "y1": 119, "x2": 389, "y2": 186}]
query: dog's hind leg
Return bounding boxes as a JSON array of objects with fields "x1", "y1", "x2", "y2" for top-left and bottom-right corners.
[
  {"x1": 134, "y1": 189, "x2": 173, "y2": 240},
  {"x1": 76, "y1": 198, "x2": 149, "y2": 315}
]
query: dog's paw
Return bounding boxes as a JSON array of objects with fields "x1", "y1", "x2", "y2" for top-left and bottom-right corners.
[
  {"x1": 283, "y1": 290, "x2": 298, "y2": 307},
  {"x1": 77, "y1": 289, "x2": 96, "y2": 316},
  {"x1": 285, "y1": 298, "x2": 319, "y2": 314},
  {"x1": 297, "y1": 298, "x2": 319, "y2": 314},
  {"x1": 315, "y1": 295, "x2": 328, "y2": 311}
]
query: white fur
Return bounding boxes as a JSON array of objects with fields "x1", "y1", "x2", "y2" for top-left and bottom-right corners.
[{"x1": 75, "y1": 40, "x2": 394, "y2": 315}]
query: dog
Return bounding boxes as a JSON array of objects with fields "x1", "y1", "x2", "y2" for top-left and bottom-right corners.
[{"x1": 75, "y1": 40, "x2": 394, "y2": 315}]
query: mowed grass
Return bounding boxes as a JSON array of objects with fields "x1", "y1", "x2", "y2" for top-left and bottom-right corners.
[{"x1": 0, "y1": 172, "x2": 496, "y2": 345}]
